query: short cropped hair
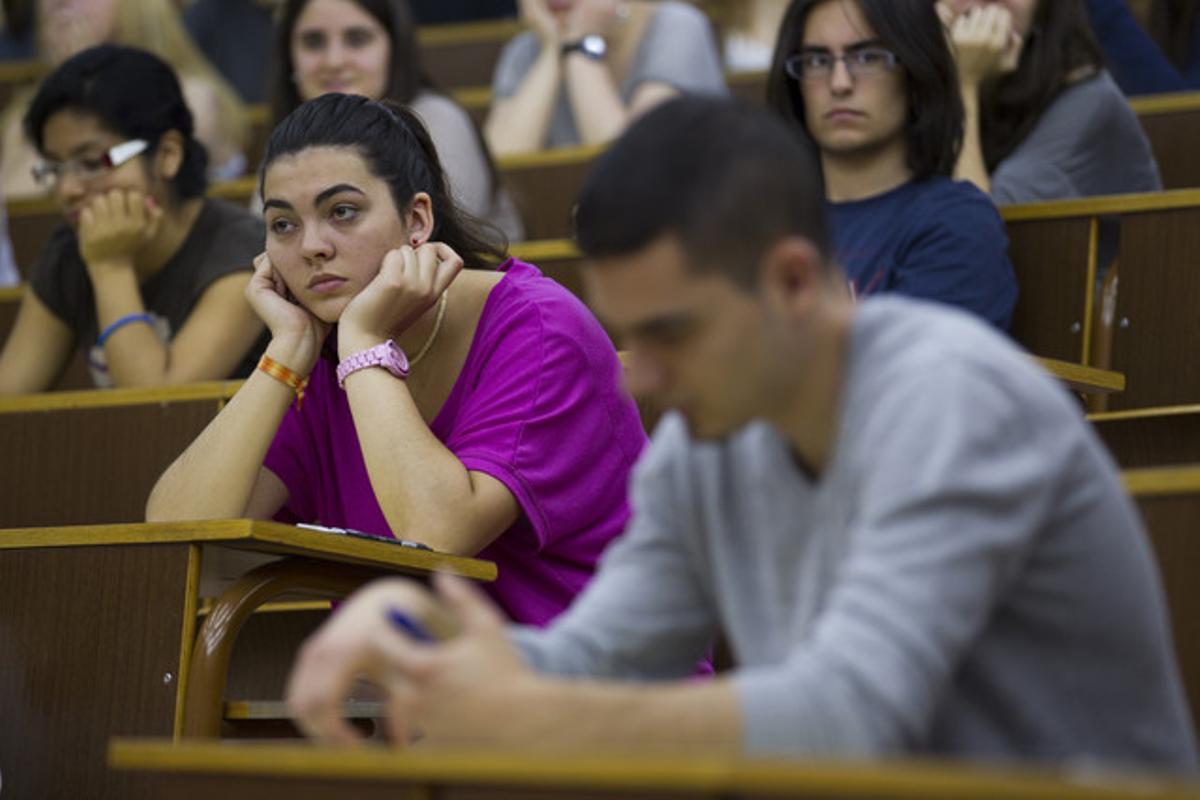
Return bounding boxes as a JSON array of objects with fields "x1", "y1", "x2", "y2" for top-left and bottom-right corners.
[
  {"x1": 25, "y1": 44, "x2": 209, "y2": 201},
  {"x1": 574, "y1": 97, "x2": 832, "y2": 287},
  {"x1": 766, "y1": 0, "x2": 963, "y2": 181}
]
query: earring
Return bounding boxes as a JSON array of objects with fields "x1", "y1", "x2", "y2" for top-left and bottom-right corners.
[{"x1": 411, "y1": 236, "x2": 420, "y2": 246}]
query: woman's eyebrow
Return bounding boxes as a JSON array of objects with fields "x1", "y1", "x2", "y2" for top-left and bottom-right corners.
[
  {"x1": 800, "y1": 38, "x2": 884, "y2": 53},
  {"x1": 314, "y1": 183, "x2": 366, "y2": 206},
  {"x1": 263, "y1": 184, "x2": 366, "y2": 212}
]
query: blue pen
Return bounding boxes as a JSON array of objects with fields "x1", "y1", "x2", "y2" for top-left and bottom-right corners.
[{"x1": 387, "y1": 608, "x2": 436, "y2": 643}]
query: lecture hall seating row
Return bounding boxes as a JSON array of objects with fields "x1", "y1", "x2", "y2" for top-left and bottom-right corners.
[
  {"x1": 5, "y1": 188, "x2": 1197, "y2": 411},
  {"x1": 1, "y1": 383, "x2": 1198, "y2": 796}
]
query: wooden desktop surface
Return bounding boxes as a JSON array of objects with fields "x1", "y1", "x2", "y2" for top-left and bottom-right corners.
[
  {"x1": 108, "y1": 740, "x2": 1200, "y2": 800},
  {"x1": 0, "y1": 518, "x2": 497, "y2": 581}
]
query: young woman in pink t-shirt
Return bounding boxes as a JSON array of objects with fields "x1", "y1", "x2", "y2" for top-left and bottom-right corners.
[{"x1": 148, "y1": 93, "x2": 646, "y2": 625}]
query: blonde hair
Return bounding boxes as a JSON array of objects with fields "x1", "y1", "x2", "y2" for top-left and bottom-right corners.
[
  {"x1": 94, "y1": 0, "x2": 248, "y2": 151},
  {"x1": 4, "y1": 0, "x2": 248, "y2": 170}
]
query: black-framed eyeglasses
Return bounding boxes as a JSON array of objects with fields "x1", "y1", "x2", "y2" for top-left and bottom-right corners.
[
  {"x1": 31, "y1": 138, "x2": 149, "y2": 189},
  {"x1": 784, "y1": 48, "x2": 899, "y2": 81}
]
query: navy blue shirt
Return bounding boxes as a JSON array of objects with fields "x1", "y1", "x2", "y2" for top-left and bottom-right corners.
[
  {"x1": 828, "y1": 177, "x2": 1017, "y2": 330},
  {"x1": 1085, "y1": 0, "x2": 1200, "y2": 95}
]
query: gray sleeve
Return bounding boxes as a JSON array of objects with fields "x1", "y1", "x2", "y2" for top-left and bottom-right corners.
[
  {"x1": 992, "y1": 73, "x2": 1160, "y2": 205},
  {"x1": 991, "y1": 156, "x2": 1076, "y2": 206},
  {"x1": 734, "y1": 365, "x2": 1060, "y2": 757},
  {"x1": 633, "y1": 2, "x2": 728, "y2": 95},
  {"x1": 411, "y1": 94, "x2": 494, "y2": 220},
  {"x1": 510, "y1": 421, "x2": 718, "y2": 679},
  {"x1": 491, "y1": 32, "x2": 544, "y2": 100}
]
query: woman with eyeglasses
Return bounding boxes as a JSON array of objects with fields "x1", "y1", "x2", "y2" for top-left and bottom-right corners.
[
  {"x1": 765, "y1": 0, "x2": 1017, "y2": 330},
  {"x1": 939, "y1": 0, "x2": 1161, "y2": 204},
  {"x1": 0, "y1": 0, "x2": 249, "y2": 200},
  {"x1": 485, "y1": 0, "x2": 727, "y2": 156},
  {"x1": 0, "y1": 45, "x2": 267, "y2": 395}
]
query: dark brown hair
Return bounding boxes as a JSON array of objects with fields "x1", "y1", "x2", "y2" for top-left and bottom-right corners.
[
  {"x1": 766, "y1": 0, "x2": 964, "y2": 181},
  {"x1": 263, "y1": 93, "x2": 507, "y2": 268},
  {"x1": 979, "y1": 0, "x2": 1106, "y2": 169}
]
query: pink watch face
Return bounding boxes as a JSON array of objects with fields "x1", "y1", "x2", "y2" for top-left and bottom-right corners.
[{"x1": 381, "y1": 340, "x2": 410, "y2": 377}]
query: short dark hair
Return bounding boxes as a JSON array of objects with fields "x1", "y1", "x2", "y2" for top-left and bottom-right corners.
[
  {"x1": 980, "y1": 0, "x2": 1105, "y2": 169},
  {"x1": 24, "y1": 44, "x2": 209, "y2": 201},
  {"x1": 766, "y1": 0, "x2": 963, "y2": 181},
  {"x1": 574, "y1": 97, "x2": 832, "y2": 287},
  {"x1": 262, "y1": 93, "x2": 507, "y2": 267},
  {"x1": 270, "y1": 0, "x2": 427, "y2": 125}
]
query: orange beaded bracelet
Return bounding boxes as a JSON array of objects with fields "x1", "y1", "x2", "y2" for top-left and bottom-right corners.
[{"x1": 257, "y1": 354, "x2": 308, "y2": 409}]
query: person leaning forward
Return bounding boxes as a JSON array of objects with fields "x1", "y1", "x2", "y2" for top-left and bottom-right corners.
[{"x1": 285, "y1": 97, "x2": 1198, "y2": 770}]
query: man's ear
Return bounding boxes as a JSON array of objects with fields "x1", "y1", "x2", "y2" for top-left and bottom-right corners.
[
  {"x1": 758, "y1": 236, "x2": 826, "y2": 316},
  {"x1": 153, "y1": 130, "x2": 185, "y2": 182},
  {"x1": 404, "y1": 192, "x2": 434, "y2": 246}
]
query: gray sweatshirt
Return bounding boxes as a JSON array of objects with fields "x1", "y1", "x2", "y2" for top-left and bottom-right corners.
[{"x1": 513, "y1": 297, "x2": 1197, "y2": 770}]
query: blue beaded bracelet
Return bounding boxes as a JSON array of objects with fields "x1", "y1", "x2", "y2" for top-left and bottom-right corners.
[{"x1": 97, "y1": 312, "x2": 155, "y2": 347}]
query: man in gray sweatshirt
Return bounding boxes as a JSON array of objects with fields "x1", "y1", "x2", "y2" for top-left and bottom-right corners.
[{"x1": 286, "y1": 97, "x2": 1197, "y2": 771}]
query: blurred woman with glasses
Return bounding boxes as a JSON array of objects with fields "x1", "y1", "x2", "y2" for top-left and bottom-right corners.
[
  {"x1": 0, "y1": 45, "x2": 266, "y2": 394},
  {"x1": 766, "y1": 0, "x2": 1017, "y2": 329},
  {"x1": 0, "y1": 0, "x2": 249, "y2": 200}
]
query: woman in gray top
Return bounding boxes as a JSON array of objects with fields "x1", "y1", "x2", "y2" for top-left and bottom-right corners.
[
  {"x1": 485, "y1": 0, "x2": 727, "y2": 155},
  {"x1": 270, "y1": 0, "x2": 524, "y2": 241},
  {"x1": 940, "y1": 0, "x2": 1161, "y2": 204}
]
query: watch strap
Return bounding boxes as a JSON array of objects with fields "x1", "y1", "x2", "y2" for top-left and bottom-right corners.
[
  {"x1": 561, "y1": 35, "x2": 606, "y2": 60},
  {"x1": 336, "y1": 340, "x2": 410, "y2": 388}
]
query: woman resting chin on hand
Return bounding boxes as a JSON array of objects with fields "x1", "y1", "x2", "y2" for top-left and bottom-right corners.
[
  {"x1": 0, "y1": 45, "x2": 266, "y2": 394},
  {"x1": 147, "y1": 93, "x2": 649, "y2": 628}
]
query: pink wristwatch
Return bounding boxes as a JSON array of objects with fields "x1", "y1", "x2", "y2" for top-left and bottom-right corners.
[{"x1": 336, "y1": 339, "x2": 410, "y2": 388}]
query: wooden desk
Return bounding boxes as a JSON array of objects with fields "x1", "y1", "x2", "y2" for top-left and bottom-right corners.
[
  {"x1": 1130, "y1": 92, "x2": 1200, "y2": 190},
  {"x1": 106, "y1": 740, "x2": 1200, "y2": 800},
  {"x1": 1093, "y1": 405, "x2": 1200, "y2": 468},
  {"x1": 0, "y1": 382, "x2": 241, "y2": 527},
  {"x1": 499, "y1": 145, "x2": 602, "y2": 240},
  {"x1": 417, "y1": 18, "x2": 522, "y2": 90},
  {"x1": 0, "y1": 519, "x2": 493, "y2": 800},
  {"x1": 1002, "y1": 190, "x2": 1200, "y2": 411},
  {"x1": 1124, "y1": 466, "x2": 1200, "y2": 730}
]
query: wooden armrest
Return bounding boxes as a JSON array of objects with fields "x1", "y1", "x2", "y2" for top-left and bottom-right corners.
[{"x1": 181, "y1": 557, "x2": 400, "y2": 739}]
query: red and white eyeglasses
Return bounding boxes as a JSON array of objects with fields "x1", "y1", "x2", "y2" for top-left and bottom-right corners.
[{"x1": 31, "y1": 138, "x2": 149, "y2": 189}]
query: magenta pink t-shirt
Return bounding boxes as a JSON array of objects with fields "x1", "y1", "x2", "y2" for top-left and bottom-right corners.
[{"x1": 263, "y1": 259, "x2": 647, "y2": 626}]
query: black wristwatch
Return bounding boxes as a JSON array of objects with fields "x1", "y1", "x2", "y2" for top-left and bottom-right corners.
[{"x1": 561, "y1": 34, "x2": 607, "y2": 61}]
